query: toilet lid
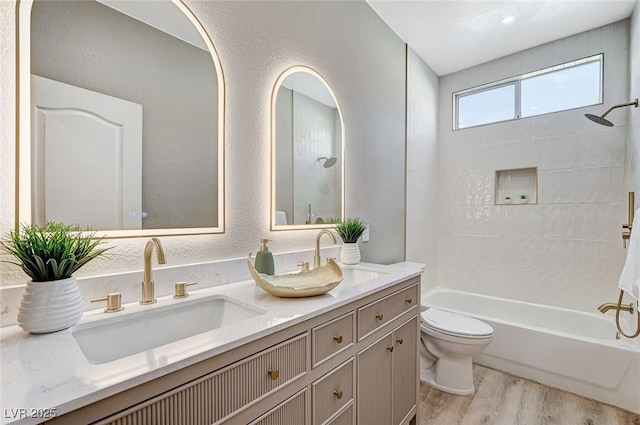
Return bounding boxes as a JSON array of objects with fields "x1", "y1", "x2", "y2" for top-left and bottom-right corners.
[{"x1": 421, "y1": 308, "x2": 493, "y2": 337}]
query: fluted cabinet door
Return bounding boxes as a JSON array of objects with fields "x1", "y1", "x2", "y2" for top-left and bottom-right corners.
[
  {"x1": 392, "y1": 317, "x2": 418, "y2": 425},
  {"x1": 248, "y1": 389, "x2": 308, "y2": 425},
  {"x1": 356, "y1": 334, "x2": 392, "y2": 425}
]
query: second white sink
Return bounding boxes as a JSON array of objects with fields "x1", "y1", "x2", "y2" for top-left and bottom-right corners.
[
  {"x1": 73, "y1": 295, "x2": 265, "y2": 364},
  {"x1": 341, "y1": 266, "x2": 389, "y2": 284}
]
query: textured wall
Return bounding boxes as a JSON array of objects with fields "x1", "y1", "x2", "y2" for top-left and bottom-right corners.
[
  {"x1": 436, "y1": 21, "x2": 630, "y2": 312},
  {"x1": 405, "y1": 47, "x2": 440, "y2": 291},
  {"x1": 0, "y1": 1, "x2": 406, "y2": 288}
]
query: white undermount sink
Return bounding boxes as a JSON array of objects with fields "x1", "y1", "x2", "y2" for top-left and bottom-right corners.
[
  {"x1": 341, "y1": 266, "x2": 389, "y2": 284},
  {"x1": 72, "y1": 295, "x2": 265, "y2": 364}
]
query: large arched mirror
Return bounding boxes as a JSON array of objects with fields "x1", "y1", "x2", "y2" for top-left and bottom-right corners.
[
  {"x1": 271, "y1": 66, "x2": 344, "y2": 230},
  {"x1": 17, "y1": 0, "x2": 225, "y2": 237}
]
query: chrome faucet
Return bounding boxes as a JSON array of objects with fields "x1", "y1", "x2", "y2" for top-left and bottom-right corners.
[
  {"x1": 140, "y1": 238, "x2": 166, "y2": 305},
  {"x1": 314, "y1": 230, "x2": 336, "y2": 268}
]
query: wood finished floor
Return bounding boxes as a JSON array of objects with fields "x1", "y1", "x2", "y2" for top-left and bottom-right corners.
[{"x1": 419, "y1": 365, "x2": 640, "y2": 425}]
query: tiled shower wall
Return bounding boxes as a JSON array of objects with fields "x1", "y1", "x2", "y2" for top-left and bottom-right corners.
[{"x1": 436, "y1": 20, "x2": 631, "y2": 312}]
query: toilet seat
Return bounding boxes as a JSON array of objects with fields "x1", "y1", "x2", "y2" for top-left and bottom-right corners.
[{"x1": 421, "y1": 308, "x2": 493, "y2": 338}]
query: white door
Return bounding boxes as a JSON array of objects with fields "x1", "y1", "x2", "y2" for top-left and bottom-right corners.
[{"x1": 31, "y1": 75, "x2": 143, "y2": 230}]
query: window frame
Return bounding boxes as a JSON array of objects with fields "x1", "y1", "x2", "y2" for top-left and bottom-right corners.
[{"x1": 453, "y1": 53, "x2": 604, "y2": 130}]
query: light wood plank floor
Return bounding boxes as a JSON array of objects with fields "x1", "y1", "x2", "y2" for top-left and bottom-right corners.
[{"x1": 419, "y1": 365, "x2": 640, "y2": 425}]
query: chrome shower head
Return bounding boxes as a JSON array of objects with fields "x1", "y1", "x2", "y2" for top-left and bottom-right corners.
[
  {"x1": 318, "y1": 157, "x2": 337, "y2": 168},
  {"x1": 585, "y1": 99, "x2": 638, "y2": 127}
]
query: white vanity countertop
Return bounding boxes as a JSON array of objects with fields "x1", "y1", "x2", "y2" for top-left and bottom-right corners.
[{"x1": 0, "y1": 262, "x2": 422, "y2": 425}]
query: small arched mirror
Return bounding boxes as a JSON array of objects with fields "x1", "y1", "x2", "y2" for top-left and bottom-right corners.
[
  {"x1": 18, "y1": 0, "x2": 225, "y2": 237},
  {"x1": 271, "y1": 66, "x2": 344, "y2": 230}
]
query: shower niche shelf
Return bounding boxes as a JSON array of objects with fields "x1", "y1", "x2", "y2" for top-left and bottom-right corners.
[{"x1": 495, "y1": 167, "x2": 537, "y2": 205}]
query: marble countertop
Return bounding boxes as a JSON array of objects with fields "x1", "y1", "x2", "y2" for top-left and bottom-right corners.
[{"x1": 0, "y1": 262, "x2": 422, "y2": 425}]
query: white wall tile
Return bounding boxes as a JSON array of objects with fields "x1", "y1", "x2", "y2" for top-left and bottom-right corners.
[{"x1": 436, "y1": 20, "x2": 630, "y2": 312}]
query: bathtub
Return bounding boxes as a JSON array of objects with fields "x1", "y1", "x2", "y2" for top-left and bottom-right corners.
[{"x1": 421, "y1": 288, "x2": 640, "y2": 414}]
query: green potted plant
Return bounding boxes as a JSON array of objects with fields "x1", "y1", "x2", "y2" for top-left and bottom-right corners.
[
  {"x1": 0, "y1": 222, "x2": 110, "y2": 333},
  {"x1": 504, "y1": 196, "x2": 513, "y2": 204},
  {"x1": 519, "y1": 194, "x2": 528, "y2": 204},
  {"x1": 333, "y1": 217, "x2": 368, "y2": 265}
]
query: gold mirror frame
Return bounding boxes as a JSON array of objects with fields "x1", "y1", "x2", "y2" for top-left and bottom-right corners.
[
  {"x1": 16, "y1": 0, "x2": 226, "y2": 238},
  {"x1": 270, "y1": 66, "x2": 345, "y2": 231}
]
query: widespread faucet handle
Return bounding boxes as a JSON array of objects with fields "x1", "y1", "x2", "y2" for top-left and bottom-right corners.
[
  {"x1": 91, "y1": 293, "x2": 124, "y2": 313},
  {"x1": 174, "y1": 281, "x2": 197, "y2": 299}
]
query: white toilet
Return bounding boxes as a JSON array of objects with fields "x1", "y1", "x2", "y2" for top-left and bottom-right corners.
[{"x1": 419, "y1": 308, "x2": 494, "y2": 395}]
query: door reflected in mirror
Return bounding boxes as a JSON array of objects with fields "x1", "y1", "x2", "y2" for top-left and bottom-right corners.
[
  {"x1": 19, "y1": 0, "x2": 224, "y2": 236},
  {"x1": 271, "y1": 67, "x2": 344, "y2": 229}
]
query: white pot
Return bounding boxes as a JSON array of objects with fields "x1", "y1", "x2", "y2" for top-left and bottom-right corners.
[
  {"x1": 340, "y1": 242, "x2": 361, "y2": 265},
  {"x1": 518, "y1": 198, "x2": 528, "y2": 204},
  {"x1": 17, "y1": 277, "x2": 83, "y2": 334}
]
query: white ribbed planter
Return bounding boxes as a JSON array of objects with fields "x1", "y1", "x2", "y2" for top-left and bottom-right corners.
[
  {"x1": 17, "y1": 277, "x2": 83, "y2": 334},
  {"x1": 340, "y1": 242, "x2": 361, "y2": 265}
]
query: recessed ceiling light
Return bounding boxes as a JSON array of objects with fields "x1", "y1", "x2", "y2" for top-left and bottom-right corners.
[{"x1": 502, "y1": 15, "x2": 516, "y2": 25}]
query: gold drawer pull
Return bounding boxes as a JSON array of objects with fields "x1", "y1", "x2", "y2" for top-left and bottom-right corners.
[
  {"x1": 334, "y1": 390, "x2": 344, "y2": 400},
  {"x1": 386, "y1": 346, "x2": 394, "y2": 352},
  {"x1": 405, "y1": 298, "x2": 413, "y2": 304},
  {"x1": 333, "y1": 335, "x2": 343, "y2": 344},
  {"x1": 268, "y1": 369, "x2": 280, "y2": 380},
  {"x1": 396, "y1": 338, "x2": 404, "y2": 345},
  {"x1": 376, "y1": 314, "x2": 384, "y2": 321}
]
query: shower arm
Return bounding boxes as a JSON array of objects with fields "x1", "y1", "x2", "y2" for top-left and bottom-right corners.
[{"x1": 600, "y1": 100, "x2": 639, "y2": 118}]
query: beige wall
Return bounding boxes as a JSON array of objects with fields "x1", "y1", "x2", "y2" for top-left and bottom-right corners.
[{"x1": 0, "y1": 1, "x2": 407, "y2": 287}]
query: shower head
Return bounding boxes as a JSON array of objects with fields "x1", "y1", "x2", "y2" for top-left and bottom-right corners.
[
  {"x1": 318, "y1": 157, "x2": 337, "y2": 168},
  {"x1": 584, "y1": 99, "x2": 638, "y2": 127},
  {"x1": 585, "y1": 113, "x2": 614, "y2": 127}
]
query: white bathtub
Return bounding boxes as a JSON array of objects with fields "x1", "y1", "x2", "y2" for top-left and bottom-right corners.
[{"x1": 421, "y1": 288, "x2": 640, "y2": 414}]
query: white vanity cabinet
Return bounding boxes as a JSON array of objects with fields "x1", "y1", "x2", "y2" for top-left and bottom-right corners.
[{"x1": 43, "y1": 277, "x2": 419, "y2": 425}]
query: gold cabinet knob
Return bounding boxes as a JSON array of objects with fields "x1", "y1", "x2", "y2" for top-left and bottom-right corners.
[
  {"x1": 405, "y1": 298, "x2": 413, "y2": 304},
  {"x1": 333, "y1": 335, "x2": 343, "y2": 344},
  {"x1": 376, "y1": 314, "x2": 384, "y2": 321},
  {"x1": 396, "y1": 338, "x2": 404, "y2": 345},
  {"x1": 268, "y1": 369, "x2": 280, "y2": 380},
  {"x1": 174, "y1": 281, "x2": 197, "y2": 298},
  {"x1": 91, "y1": 293, "x2": 123, "y2": 313},
  {"x1": 386, "y1": 346, "x2": 394, "y2": 352},
  {"x1": 334, "y1": 390, "x2": 343, "y2": 400}
]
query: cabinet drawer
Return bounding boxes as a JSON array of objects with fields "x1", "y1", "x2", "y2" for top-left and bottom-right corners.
[
  {"x1": 357, "y1": 284, "x2": 418, "y2": 340},
  {"x1": 312, "y1": 358, "x2": 354, "y2": 425},
  {"x1": 312, "y1": 312, "x2": 354, "y2": 367},
  {"x1": 326, "y1": 402, "x2": 354, "y2": 425},
  {"x1": 248, "y1": 388, "x2": 308, "y2": 425},
  {"x1": 99, "y1": 333, "x2": 308, "y2": 425}
]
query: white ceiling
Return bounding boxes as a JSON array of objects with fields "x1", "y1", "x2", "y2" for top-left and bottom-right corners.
[{"x1": 367, "y1": 0, "x2": 637, "y2": 76}]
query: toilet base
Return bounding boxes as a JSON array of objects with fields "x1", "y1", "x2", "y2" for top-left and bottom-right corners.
[
  {"x1": 419, "y1": 350, "x2": 475, "y2": 395},
  {"x1": 420, "y1": 372, "x2": 475, "y2": 396}
]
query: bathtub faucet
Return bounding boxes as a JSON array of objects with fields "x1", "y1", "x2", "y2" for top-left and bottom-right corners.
[{"x1": 597, "y1": 302, "x2": 634, "y2": 314}]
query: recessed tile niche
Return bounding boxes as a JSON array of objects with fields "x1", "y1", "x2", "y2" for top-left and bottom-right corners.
[{"x1": 495, "y1": 167, "x2": 538, "y2": 205}]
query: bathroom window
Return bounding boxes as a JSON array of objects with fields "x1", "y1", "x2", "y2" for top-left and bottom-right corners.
[{"x1": 454, "y1": 54, "x2": 603, "y2": 129}]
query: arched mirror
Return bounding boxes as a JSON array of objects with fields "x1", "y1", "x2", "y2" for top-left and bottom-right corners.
[
  {"x1": 17, "y1": 0, "x2": 225, "y2": 237},
  {"x1": 271, "y1": 66, "x2": 344, "y2": 230}
]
